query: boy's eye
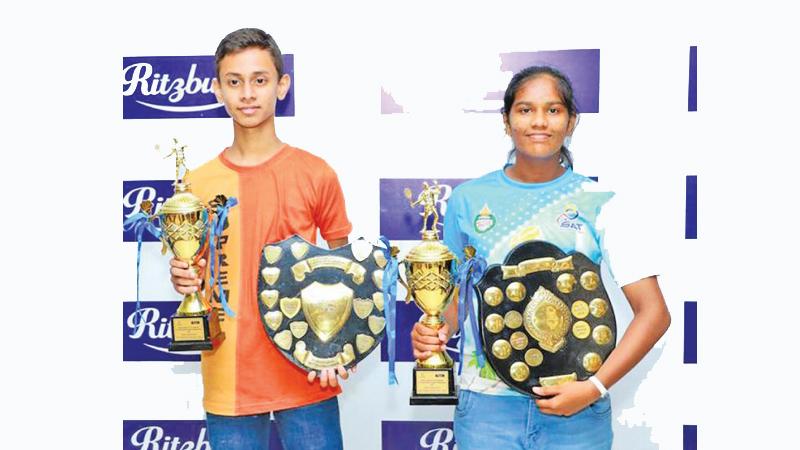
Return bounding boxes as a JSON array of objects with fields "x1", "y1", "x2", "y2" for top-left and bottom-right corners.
[
  {"x1": 254, "y1": 78, "x2": 266, "y2": 85},
  {"x1": 228, "y1": 79, "x2": 240, "y2": 87}
]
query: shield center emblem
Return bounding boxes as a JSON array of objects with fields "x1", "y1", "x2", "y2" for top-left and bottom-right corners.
[
  {"x1": 523, "y1": 286, "x2": 572, "y2": 353},
  {"x1": 300, "y1": 281, "x2": 354, "y2": 343}
]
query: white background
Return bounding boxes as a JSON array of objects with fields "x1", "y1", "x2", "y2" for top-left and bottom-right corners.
[{"x1": 3, "y1": 1, "x2": 800, "y2": 448}]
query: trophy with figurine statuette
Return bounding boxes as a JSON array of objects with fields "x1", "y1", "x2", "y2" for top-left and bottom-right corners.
[{"x1": 400, "y1": 182, "x2": 459, "y2": 405}]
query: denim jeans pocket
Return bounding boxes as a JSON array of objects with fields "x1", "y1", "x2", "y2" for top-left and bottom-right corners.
[
  {"x1": 588, "y1": 394, "x2": 612, "y2": 416},
  {"x1": 455, "y1": 389, "x2": 474, "y2": 416}
]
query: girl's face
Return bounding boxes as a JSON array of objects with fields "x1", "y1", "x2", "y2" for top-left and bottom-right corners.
[{"x1": 503, "y1": 75, "x2": 576, "y2": 165}]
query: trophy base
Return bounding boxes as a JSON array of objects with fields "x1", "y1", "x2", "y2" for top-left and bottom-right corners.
[
  {"x1": 410, "y1": 366, "x2": 457, "y2": 405},
  {"x1": 168, "y1": 309, "x2": 224, "y2": 352}
]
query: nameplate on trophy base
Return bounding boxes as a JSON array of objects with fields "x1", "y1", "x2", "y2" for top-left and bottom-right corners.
[
  {"x1": 169, "y1": 309, "x2": 224, "y2": 352},
  {"x1": 410, "y1": 367, "x2": 457, "y2": 405}
]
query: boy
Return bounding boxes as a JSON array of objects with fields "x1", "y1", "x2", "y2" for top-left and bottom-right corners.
[{"x1": 169, "y1": 28, "x2": 352, "y2": 450}]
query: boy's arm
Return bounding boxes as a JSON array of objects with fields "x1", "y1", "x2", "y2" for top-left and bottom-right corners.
[{"x1": 326, "y1": 237, "x2": 348, "y2": 249}]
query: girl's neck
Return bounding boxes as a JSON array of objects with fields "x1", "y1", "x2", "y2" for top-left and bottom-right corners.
[{"x1": 505, "y1": 153, "x2": 566, "y2": 183}]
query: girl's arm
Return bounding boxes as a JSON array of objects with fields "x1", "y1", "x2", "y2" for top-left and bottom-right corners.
[{"x1": 534, "y1": 275, "x2": 670, "y2": 416}]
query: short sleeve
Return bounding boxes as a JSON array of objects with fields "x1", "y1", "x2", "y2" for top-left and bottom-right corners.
[
  {"x1": 597, "y1": 192, "x2": 659, "y2": 287},
  {"x1": 313, "y1": 163, "x2": 352, "y2": 241},
  {"x1": 443, "y1": 187, "x2": 468, "y2": 263}
]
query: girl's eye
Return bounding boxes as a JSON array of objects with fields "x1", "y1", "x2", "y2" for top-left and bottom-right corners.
[
  {"x1": 519, "y1": 107, "x2": 531, "y2": 114},
  {"x1": 548, "y1": 107, "x2": 559, "y2": 114}
]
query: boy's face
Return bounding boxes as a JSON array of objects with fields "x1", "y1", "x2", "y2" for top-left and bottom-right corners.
[{"x1": 213, "y1": 47, "x2": 290, "y2": 129}]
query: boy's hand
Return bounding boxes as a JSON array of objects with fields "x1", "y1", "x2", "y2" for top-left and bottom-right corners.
[
  {"x1": 411, "y1": 322, "x2": 450, "y2": 360},
  {"x1": 307, "y1": 365, "x2": 357, "y2": 388},
  {"x1": 169, "y1": 258, "x2": 205, "y2": 295}
]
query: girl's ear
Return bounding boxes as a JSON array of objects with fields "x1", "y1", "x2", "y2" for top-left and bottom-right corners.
[{"x1": 567, "y1": 114, "x2": 577, "y2": 136}]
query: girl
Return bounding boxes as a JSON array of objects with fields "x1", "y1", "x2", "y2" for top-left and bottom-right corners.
[{"x1": 410, "y1": 66, "x2": 671, "y2": 449}]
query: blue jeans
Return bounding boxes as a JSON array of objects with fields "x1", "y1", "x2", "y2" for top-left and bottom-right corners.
[
  {"x1": 205, "y1": 397, "x2": 343, "y2": 450},
  {"x1": 453, "y1": 389, "x2": 613, "y2": 450}
]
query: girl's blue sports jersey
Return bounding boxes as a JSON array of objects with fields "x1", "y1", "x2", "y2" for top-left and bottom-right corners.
[{"x1": 443, "y1": 168, "x2": 656, "y2": 396}]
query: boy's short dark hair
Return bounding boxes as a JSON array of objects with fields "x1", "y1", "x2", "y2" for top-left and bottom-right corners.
[{"x1": 215, "y1": 28, "x2": 284, "y2": 77}]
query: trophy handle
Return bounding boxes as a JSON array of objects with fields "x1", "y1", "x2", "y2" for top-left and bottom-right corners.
[{"x1": 397, "y1": 261, "x2": 413, "y2": 303}]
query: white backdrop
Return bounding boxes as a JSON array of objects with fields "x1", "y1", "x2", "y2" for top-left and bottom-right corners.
[{"x1": 4, "y1": 1, "x2": 800, "y2": 449}]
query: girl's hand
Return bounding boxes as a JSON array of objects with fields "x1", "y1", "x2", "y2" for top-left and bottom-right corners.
[
  {"x1": 411, "y1": 322, "x2": 450, "y2": 360},
  {"x1": 532, "y1": 380, "x2": 602, "y2": 416}
]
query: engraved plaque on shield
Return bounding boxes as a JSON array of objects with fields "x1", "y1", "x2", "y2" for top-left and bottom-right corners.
[
  {"x1": 258, "y1": 235, "x2": 388, "y2": 371},
  {"x1": 477, "y1": 240, "x2": 616, "y2": 397}
]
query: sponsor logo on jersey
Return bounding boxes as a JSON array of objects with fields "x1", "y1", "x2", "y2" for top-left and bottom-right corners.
[
  {"x1": 556, "y1": 203, "x2": 584, "y2": 232},
  {"x1": 473, "y1": 203, "x2": 496, "y2": 233}
]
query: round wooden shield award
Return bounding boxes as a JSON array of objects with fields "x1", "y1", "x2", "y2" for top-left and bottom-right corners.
[
  {"x1": 477, "y1": 240, "x2": 617, "y2": 397},
  {"x1": 258, "y1": 235, "x2": 388, "y2": 371}
]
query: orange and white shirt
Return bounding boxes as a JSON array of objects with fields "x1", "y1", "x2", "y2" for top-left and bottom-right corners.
[{"x1": 185, "y1": 144, "x2": 352, "y2": 415}]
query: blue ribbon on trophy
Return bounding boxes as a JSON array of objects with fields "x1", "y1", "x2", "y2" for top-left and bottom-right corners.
[
  {"x1": 122, "y1": 203, "x2": 163, "y2": 332},
  {"x1": 208, "y1": 196, "x2": 238, "y2": 318},
  {"x1": 379, "y1": 236, "x2": 400, "y2": 385},
  {"x1": 455, "y1": 249, "x2": 487, "y2": 375}
]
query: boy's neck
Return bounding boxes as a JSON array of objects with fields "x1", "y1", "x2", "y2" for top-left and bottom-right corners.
[{"x1": 226, "y1": 121, "x2": 285, "y2": 166}]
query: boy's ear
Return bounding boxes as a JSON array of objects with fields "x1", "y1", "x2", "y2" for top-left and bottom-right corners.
[
  {"x1": 212, "y1": 78, "x2": 223, "y2": 103},
  {"x1": 277, "y1": 73, "x2": 291, "y2": 101}
]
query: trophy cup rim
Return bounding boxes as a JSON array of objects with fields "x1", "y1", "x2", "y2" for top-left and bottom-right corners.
[{"x1": 403, "y1": 241, "x2": 457, "y2": 264}]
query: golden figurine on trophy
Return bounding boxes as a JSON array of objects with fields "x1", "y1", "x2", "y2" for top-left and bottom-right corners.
[
  {"x1": 157, "y1": 139, "x2": 226, "y2": 351},
  {"x1": 401, "y1": 181, "x2": 458, "y2": 404}
]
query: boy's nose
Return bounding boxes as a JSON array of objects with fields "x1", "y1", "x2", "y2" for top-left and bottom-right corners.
[{"x1": 242, "y1": 83, "x2": 255, "y2": 100}]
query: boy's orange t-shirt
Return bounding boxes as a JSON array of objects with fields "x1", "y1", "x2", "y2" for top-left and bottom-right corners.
[{"x1": 185, "y1": 145, "x2": 352, "y2": 415}]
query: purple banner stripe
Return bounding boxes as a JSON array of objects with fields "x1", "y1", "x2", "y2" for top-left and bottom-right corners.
[
  {"x1": 379, "y1": 178, "x2": 468, "y2": 241},
  {"x1": 123, "y1": 301, "x2": 200, "y2": 362},
  {"x1": 122, "y1": 54, "x2": 294, "y2": 119},
  {"x1": 498, "y1": 49, "x2": 600, "y2": 113},
  {"x1": 689, "y1": 46, "x2": 698, "y2": 112},
  {"x1": 382, "y1": 421, "x2": 455, "y2": 450},
  {"x1": 683, "y1": 424, "x2": 697, "y2": 450},
  {"x1": 685, "y1": 175, "x2": 697, "y2": 239},
  {"x1": 123, "y1": 180, "x2": 173, "y2": 242},
  {"x1": 684, "y1": 301, "x2": 697, "y2": 364},
  {"x1": 123, "y1": 420, "x2": 283, "y2": 450}
]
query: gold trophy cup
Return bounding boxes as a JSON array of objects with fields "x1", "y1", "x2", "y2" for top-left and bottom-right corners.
[
  {"x1": 402, "y1": 182, "x2": 458, "y2": 405},
  {"x1": 158, "y1": 139, "x2": 224, "y2": 351}
]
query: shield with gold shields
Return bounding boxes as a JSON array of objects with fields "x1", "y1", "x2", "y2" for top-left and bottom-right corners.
[
  {"x1": 258, "y1": 235, "x2": 388, "y2": 371},
  {"x1": 477, "y1": 241, "x2": 616, "y2": 397}
]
